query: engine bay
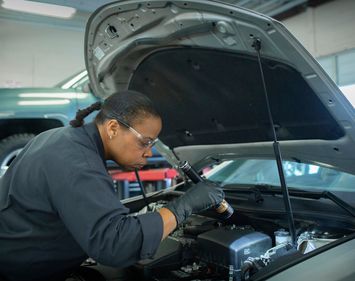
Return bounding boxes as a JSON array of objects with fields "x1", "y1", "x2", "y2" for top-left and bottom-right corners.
[
  {"x1": 75, "y1": 192, "x2": 354, "y2": 281},
  {"x1": 120, "y1": 200, "x2": 347, "y2": 281},
  {"x1": 131, "y1": 211, "x2": 271, "y2": 281}
]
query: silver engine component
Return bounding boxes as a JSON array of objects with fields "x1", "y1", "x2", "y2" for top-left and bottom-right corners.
[{"x1": 297, "y1": 231, "x2": 337, "y2": 254}]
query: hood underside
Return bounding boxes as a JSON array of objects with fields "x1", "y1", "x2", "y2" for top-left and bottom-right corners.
[{"x1": 85, "y1": 0, "x2": 355, "y2": 174}]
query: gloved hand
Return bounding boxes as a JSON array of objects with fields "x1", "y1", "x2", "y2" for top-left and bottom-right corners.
[{"x1": 165, "y1": 181, "x2": 225, "y2": 225}]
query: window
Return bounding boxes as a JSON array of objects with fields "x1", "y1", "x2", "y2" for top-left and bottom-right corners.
[
  {"x1": 317, "y1": 48, "x2": 355, "y2": 87},
  {"x1": 204, "y1": 158, "x2": 355, "y2": 192}
]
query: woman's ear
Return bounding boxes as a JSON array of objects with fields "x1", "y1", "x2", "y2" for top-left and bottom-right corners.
[{"x1": 106, "y1": 119, "x2": 120, "y2": 139}]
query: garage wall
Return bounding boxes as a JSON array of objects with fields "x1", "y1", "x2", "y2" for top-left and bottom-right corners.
[
  {"x1": 0, "y1": 18, "x2": 85, "y2": 87},
  {"x1": 1, "y1": 0, "x2": 354, "y2": 88},
  {"x1": 282, "y1": 0, "x2": 355, "y2": 58}
]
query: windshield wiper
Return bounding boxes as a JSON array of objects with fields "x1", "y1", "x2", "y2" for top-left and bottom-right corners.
[
  {"x1": 223, "y1": 184, "x2": 355, "y2": 217},
  {"x1": 294, "y1": 190, "x2": 355, "y2": 218},
  {"x1": 223, "y1": 184, "x2": 277, "y2": 204}
]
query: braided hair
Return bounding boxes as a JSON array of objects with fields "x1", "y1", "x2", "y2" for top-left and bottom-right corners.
[
  {"x1": 69, "y1": 101, "x2": 102, "y2": 127},
  {"x1": 70, "y1": 90, "x2": 160, "y2": 128}
]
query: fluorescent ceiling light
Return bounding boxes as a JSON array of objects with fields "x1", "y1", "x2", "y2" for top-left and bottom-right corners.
[{"x1": 1, "y1": 0, "x2": 76, "y2": 19}]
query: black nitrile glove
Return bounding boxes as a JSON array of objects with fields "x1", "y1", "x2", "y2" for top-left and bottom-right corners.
[{"x1": 165, "y1": 181, "x2": 225, "y2": 225}]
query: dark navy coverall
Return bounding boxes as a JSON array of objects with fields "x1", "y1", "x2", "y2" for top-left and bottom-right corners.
[{"x1": 0, "y1": 123, "x2": 163, "y2": 281}]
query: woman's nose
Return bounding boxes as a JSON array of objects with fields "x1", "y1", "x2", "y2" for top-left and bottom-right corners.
[{"x1": 143, "y1": 147, "x2": 153, "y2": 158}]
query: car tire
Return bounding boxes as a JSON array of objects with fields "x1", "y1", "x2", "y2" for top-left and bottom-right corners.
[{"x1": 0, "y1": 133, "x2": 35, "y2": 176}]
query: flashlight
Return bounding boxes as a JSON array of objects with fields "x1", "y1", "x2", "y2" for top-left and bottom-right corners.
[{"x1": 179, "y1": 161, "x2": 234, "y2": 220}]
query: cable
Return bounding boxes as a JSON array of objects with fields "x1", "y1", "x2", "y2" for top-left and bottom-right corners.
[{"x1": 134, "y1": 168, "x2": 151, "y2": 212}]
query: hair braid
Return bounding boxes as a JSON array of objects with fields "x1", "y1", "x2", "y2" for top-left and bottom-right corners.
[{"x1": 70, "y1": 101, "x2": 102, "y2": 127}]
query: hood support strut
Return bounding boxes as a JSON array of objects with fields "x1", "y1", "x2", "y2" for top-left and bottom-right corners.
[{"x1": 253, "y1": 38, "x2": 296, "y2": 245}]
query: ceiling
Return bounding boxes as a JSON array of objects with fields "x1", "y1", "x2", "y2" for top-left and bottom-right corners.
[{"x1": 0, "y1": 0, "x2": 334, "y2": 29}]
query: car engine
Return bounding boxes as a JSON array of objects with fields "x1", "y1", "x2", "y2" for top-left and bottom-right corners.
[
  {"x1": 129, "y1": 212, "x2": 270, "y2": 281},
  {"x1": 75, "y1": 199, "x2": 347, "y2": 281},
  {"x1": 123, "y1": 200, "x2": 341, "y2": 281}
]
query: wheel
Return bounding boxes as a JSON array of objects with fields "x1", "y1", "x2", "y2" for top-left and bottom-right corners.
[{"x1": 0, "y1": 133, "x2": 35, "y2": 176}]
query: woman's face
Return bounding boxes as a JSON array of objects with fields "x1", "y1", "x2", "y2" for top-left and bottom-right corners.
[{"x1": 106, "y1": 115, "x2": 162, "y2": 171}]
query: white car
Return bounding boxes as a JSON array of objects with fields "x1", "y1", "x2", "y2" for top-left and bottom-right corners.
[{"x1": 83, "y1": 0, "x2": 355, "y2": 280}]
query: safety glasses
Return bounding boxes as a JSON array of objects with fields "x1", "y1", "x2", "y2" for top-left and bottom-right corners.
[{"x1": 115, "y1": 118, "x2": 158, "y2": 149}]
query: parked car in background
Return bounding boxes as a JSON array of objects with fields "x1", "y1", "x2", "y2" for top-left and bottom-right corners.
[
  {"x1": 0, "y1": 71, "x2": 168, "y2": 176},
  {"x1": 0, "y1": 70, "x2": 96, "y2": 176}
]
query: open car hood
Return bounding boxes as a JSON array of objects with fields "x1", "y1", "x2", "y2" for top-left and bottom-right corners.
[{"x1": 84, "y1": 0, "x2": 355, "y2": 175}]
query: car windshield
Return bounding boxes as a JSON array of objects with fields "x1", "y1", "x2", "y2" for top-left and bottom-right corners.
[
  {"x1": 54, "y1": 70, "x2": 88, "y2": 89},
  {"x1": 204, "y1": 158, "x2": 355, "y2": 192}
]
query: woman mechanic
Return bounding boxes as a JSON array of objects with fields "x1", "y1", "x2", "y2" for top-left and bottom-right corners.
[{"x1": 0, "y1": 90, "x2": 224, "y2": 281}]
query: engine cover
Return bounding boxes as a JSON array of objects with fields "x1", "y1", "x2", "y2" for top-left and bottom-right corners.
[{"x1": 197, "y1": 226, "x2": 271, "y2": 269}]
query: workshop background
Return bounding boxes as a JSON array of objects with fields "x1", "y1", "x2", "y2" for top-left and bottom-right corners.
[{"x1": 1, "y1": 0, "x2": 354, "y2": 105}]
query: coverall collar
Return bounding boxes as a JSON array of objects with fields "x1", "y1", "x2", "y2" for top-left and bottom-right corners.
[{"x1": 83, "y1": 122, "x2": 106, "y2": 166}]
